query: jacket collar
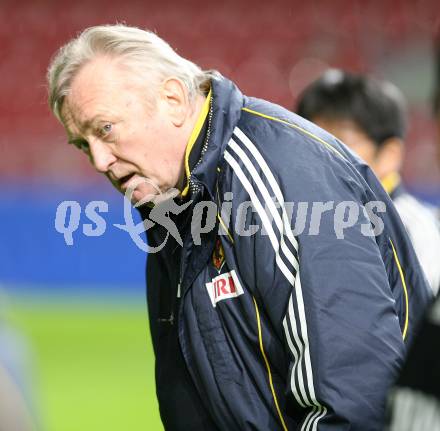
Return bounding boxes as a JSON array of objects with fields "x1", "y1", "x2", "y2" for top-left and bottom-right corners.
[
  {"x1": 188, "y1": 76, "x2": 244, "y2": 201},
  {"x1": 381, "y1": 172, "x2": 402, "y2": 199},
  {"x1": 180, "y1": 89, "x2": 212, "y2": 198}
]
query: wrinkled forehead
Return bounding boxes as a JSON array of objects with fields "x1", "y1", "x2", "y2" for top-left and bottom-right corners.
[
  {"x1": 60, "y1": 58, "x2": 145, "y2": 133},
  {"x1": 61, "y1": 59, "x2": 121, "y2": 116}
]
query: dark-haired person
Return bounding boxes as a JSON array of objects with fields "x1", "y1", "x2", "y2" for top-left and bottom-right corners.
[
  {"x1": 435, "y1": 37, "x2": 440, "y2": 168},
  {"x1": 297, "y1": 69, "x2": 440, "y2": 296},
  {"x1": 47, "y1": 25, "x2": 432, "y2": 430},
  {"x1": 434, "y1": 39, "x2": 440, "y2": 223},
  {"x1": 385, "y1": 38, "x2": 440, "y2": 431}
]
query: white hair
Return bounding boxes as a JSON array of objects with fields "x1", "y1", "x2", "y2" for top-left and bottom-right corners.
[{"x1": 47, "y1": 24, "x2": 218, "y2": 121}]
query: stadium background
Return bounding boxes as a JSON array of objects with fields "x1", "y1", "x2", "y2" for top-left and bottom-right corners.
[{"x1": 1, "y1": 0, "x2": 439, "y2": 430}]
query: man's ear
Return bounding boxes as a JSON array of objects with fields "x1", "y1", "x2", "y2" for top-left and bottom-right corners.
[
  {"x1": 374, "y1": 137, "x2": 404, "y2": 178},
  {"x1": 159, "y1": 77, "x2": 189, "y2": 127}
]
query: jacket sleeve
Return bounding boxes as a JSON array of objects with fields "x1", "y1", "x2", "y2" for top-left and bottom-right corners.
[
  {"x1": 271, "y1": 201, "x2": 405, "y2": 430},
  {"x1": 225, "y1": 126, "x2": 408, "y2": 430}
]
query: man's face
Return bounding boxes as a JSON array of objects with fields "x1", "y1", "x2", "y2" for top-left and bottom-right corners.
[
  {"x1": 312, "y1": 117, "x2": 403, "y2": 181},
  {"x1": 312, "y1": 117, "x2": 378, "y2": 167},
  {"x1": 61, "y1": 57, "x2": 186, "y2": 204}
]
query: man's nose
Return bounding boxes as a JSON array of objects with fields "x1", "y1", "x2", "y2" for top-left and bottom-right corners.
[{"x1": 88, "y1": 139, "x2": 117, "y2": 173}]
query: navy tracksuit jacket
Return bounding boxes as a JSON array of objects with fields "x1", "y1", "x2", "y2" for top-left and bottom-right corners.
[{"x1": 143, "y1": 76, "x2": 432, "y2": 430}]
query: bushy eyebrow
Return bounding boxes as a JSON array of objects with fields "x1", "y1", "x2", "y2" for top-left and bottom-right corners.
[
  {"x1": 65, "y1": 112, "x2": 118, "y2": 147},
  {"x1": 78, "y1": 115, "x2": 103, "y2": 131},
  {"x1": 67, "y1": 114, "x2": 112, "y2": 136}
]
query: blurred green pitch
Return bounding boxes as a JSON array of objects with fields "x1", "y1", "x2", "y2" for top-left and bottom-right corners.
[{"x1": 10, "y1": 294, "x2": 164, "y2": 431}]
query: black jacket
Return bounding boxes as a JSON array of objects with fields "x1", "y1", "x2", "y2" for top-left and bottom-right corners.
[{"x1": 144, "y1": 76, "x2": 432, "y2": 430}]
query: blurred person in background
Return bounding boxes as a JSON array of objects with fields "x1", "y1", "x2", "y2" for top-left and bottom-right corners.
[
  {"x1": 47, "y1": 25, "x2": 432, "y2": 430},
  {"x1": 385, "y1": 296, "x2": 440, "y2": 431},
  {"x1": 0, "y1": 289, "x2": 36, "y2": 431},
  {"x1": 0, "y1": 365, "x2": 35, "y2": 431},
  {"x1": 385, "y1": 40, "x2": 440, "y2": 431},
  {"x1": 434, "y1": 37, "x2": 440, "y2": 224},
  {"x1": 435, "y1": 36, "x2": 440, "y2": 168},
  {"x1": 296, "y1": 70, "x2": 440, "y2": 296}
]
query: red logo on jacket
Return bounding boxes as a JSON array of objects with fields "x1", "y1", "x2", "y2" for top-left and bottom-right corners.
[
  {"x1": 206, "y1": 270, "x2": 244, "y2": 307},
  {"x1": 212, "y1": 238, "x2": 225, "y2": 272}
]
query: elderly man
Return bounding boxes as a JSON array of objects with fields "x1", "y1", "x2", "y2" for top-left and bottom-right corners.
[
  {"x1": 47, "y1": 25, "x2": 431, "y2": 431},
  {"x1": 296, "y1": 70, "x2": 440, "y2": 295}
]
